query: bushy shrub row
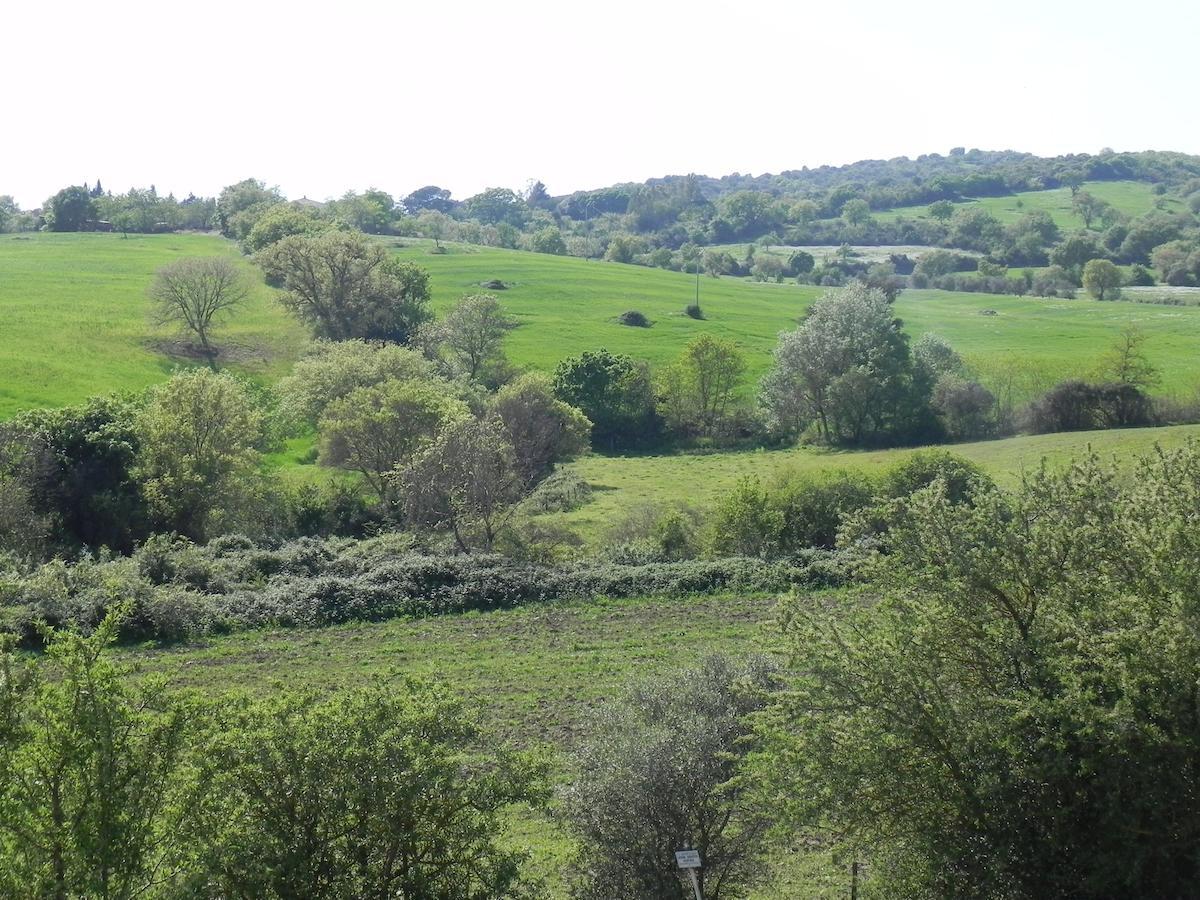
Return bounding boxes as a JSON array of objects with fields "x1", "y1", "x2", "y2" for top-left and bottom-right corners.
[{"x1": 0, "y1": 533, "x2": 820, "y2": 646}]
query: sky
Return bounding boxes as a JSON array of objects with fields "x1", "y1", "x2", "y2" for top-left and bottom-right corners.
[{"x1": 4, "y1": 0, "x2": 1198, "y2": 209}]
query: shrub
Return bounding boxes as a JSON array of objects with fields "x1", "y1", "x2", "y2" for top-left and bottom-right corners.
[
  {"x1": 684, "y1": 303, "x2": 704, "y2": 320},
  {"x1": 617, "y1": 310, "x2": 650, "y2": 327}
]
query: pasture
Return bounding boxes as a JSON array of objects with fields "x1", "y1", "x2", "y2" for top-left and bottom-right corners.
[
  {"x1": 873, "y1": 179, "x2": 1180, "y2": 227},
  {"x1": 4, "y1": 232, "x2": 1199, "y2": 421},
  {"x1": 126, "y1": 591, "x2": 813, "y2": 897},
  {"x1": 0, "y1": 232, "x2": 307, "y2": 417},
  {"x1": 551, "y1": 423, "x2": 1200, "y2": 542}
]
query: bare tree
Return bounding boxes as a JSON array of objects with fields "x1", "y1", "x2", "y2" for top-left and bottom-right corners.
[{"x1": 149, "y1": 257, "x2": 249, "y2": 366}]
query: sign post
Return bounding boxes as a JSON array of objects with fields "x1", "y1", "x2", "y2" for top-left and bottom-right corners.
[{"x1": 675, "y1": 849, "x2": 703, "y2": 900}]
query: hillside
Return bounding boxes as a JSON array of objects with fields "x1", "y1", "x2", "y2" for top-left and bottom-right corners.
[
  {"x1": 873, "y1": 179, "x2": 1181, "y2": 227},
  {"x1": 0, "y1": 232, "x2": 307, "y2": 417},
  {"x1": 5, "y1": 233, "x2": 1200, "y2": 421}
]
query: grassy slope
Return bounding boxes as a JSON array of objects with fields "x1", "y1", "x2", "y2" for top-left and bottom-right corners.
[
  {"x1": 389, "y1": 239, "x2": 1200, "y2": 390},
  {"x1": 873, "y1": 180, "x2": 1181, "y2": 228},
  {"x1": 6, "y1": 232, "x2": 1199, "y2": 421},
  {"x1": 552, "y1": 424, "x2": 1200, "y2": 541},
  {"x1": 0, "y1": 232, "x2": 308, "y2": 418}
]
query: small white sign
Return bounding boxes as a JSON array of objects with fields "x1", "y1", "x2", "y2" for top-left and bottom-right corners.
[{"x1": 675, "y1": 849, "x2": 702, "y2": 869}]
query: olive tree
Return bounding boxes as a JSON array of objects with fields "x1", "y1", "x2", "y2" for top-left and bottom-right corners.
[{"x1": 148, "y1": 256, "x2": 250, "y2": 365}]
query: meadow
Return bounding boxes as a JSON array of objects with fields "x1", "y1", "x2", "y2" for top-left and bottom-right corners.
[
  {"x1": 5, "y1": 232, "x2": 1200, "y2": 421},
  {"x1": 872, "y1": 179, "x2": 1181, "y2": 227},
  {"x1": 0, "y1": 232, "x2": 307, "y2": 417},
  {"x1": 550, "y1": 423, "x2": 1200, "y2": 542}
]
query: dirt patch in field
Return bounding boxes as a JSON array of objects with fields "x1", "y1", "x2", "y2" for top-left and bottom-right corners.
[{"x1": 148, "y1": 338, "x2": 273, "y2": 367}]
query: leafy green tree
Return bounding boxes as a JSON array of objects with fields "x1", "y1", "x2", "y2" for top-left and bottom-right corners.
[
  {"x1": 704, "y1": 476, "x2": 783, "y2": 558},
  {"x1": 1098, "y1": 323, "x2": 1159, "y2": 390},
  {"x1": 136, "y1": 369, "x2": 265, "y2": 540},
  {"x1": 402, "y1": 185, "x2": 456, "y2": 215},
  {"x1": 759, "y1": 283, "x2": 933, "y2": 445},
  {"x1": 148, "y1": 256, "x2": 250, "y2": 365},
  {"x1": 242, "y1": 202, "x2": 325, "y2": 252},
  {"x1": 563, "y1": 655, "x2": 777, "y2": 900},
  {"x1": 0, "y1": 615, "x2": 207, "y2": 899},
  {"x1": 927, "y1": 199, "x2": 955, "y2": 221},
  {"x1": 200, "y1": 679, "x2": 546, "y2": 898},
  {"x1": 259, "y1": 230, "x2": 432, "y2": 344},
  {"x1": 331, "y1": 188, "x2": 395, "y2": 234},
  {"x1": 753, "y1": 446, "x2": 1200, "y2": 897},
  {"x1": 318, "y1": 378, "x2": 469, "y2": 504},
  {"x1": 462, "y1": 187, "x2": 527, "y2": 227},
  {"x1": 277, "y1": 340, "x2": 439, "y2": 426},
  {"x1": 12, "y1": 396, "x2": 147, "y2": 553},
  {"x1": 428, "y1": 293, "x2": 517, "y2": 382},
  {"x1": 527, "y1": 225, "x2": 567, "y2": 255},
  {"x1": 1082, "y1": 257, "x2": 1122, "y2": 300},
  {"x1": 656, "y1": 334, "x2": 746, "y2": 437},
  {"x1": 553, "y1": 350, "x2": 657, "y2": 451},
  {"x1": 44, "y1": 185, "x2": 96, "y2": 231},
  {"x1": 487, "y1": 372, "x2": 591, "y2": 484},
  {"x1": 401, "y1": 417, "x2": 525, "y2": 552},
  {"x1": 841, "y1": 197, "x2": 871, "y2": 227},
  {"x1": 215, "y1": 178, "x2": 283, "y2": 239}
]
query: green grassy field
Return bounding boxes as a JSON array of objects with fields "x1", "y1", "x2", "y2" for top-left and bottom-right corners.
[
  {"x1": 389, "y1": 239, "x2": 1200, "y2": 394},
  {"x1": 0, "y1": 232, "x2": 308, "y2": 418},
  {"x1": 128, "y1": 592, "x2": 802, "y2": 897},
  {"x1": 873, "y1": 179, "x2": 1180, "y2": 228},
  {"x1": 550, "y1": 423, "x2": 1200, "y2": 542},
  {"x1": 5, "y1": 233, "x2": 1200, "y2": 421}
]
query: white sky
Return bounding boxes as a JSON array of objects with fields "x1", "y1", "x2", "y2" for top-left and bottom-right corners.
[{"x1": 4, "y1": 0, "x2": 1198, "y2": 209}]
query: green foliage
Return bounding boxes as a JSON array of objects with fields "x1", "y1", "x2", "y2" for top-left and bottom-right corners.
[
  {"x1": 215, "y1": 177, "x2": 284, "y2": 239},
  {"x1": 528, "y1": 225, "x2": 567, "y2": 255},
  {"x1": 242, "y1": 201, "x2": 326, "y2": 252},
  {"x1": 705, "y1": 477, "x2": 784, "y2": 558},
  {"x1": 276, "y1": 339, "x2": 440, "y2": 426},
  {"x1": 656, "y1": 334, "x2": 747, "y2": 438},
  {"x1": 489, "y1": 372, "x2": 591, "y2": 484},
  {"x1": 136, "y1": 369, "x2": 266, "y2": 541},
  {"x1": 1082, "y1": 257, "x2": 1122, "y2": 300},
  {"x1": 43, "y1": 185, "x2": 96, "y2": 231},
  {"x1": 426, "y1": 292, "x2": 517, "y2": 381},
  {"x1": 200, "y1": 680, "x2": 547, "y2": 898},
  {"x1": 0, "y1": 617, "x2": 204, "y2": 897},
  {"x1": 9, "y1": 396, "x2": 147, "y2": 552},
  {"x1": 754, "y1": 445, "x2": 1200, "y2": 897},
  {"x1": 258, "y1": 230, "x2": 432, "y2": 344},
  {"x1": 552, "y1": 350, "x2": 657, "y2": 451},
  {"x1": 563, "y1": 655, "x2": 777, "y2": 900},
  {"x1": 759, "y1": 283, "x2": 936, "y2": 446},
  {"x1": 318, "y1": 378, "x2": 470, "y2": 503}
]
